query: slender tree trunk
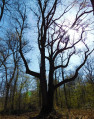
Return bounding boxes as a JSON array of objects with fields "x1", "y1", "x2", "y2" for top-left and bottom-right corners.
[
  {"x1": 64, "y1": 84, "x2": 69, "y2": 109},
  {"x1": 54, "y1": 72, "x2": 58, "y2": 106},
  {"x1": 11, "y1": 77, "x2": 18, "y2": 110},
  {"x1": 39, "y1": 46, "x2": 55, "y2": 116},
  {"x1": 18, "y1": 92, "x2": 21, "y2": 111},
  {"x1": 38, "y1": 82, "x2": 42, "y2": 108},
  {"x1": 4, "y1": 83, "x2": 10, "y2": 111},
  {"x1": 62, "y1": 69, "x2": 69, "y2": 109}
]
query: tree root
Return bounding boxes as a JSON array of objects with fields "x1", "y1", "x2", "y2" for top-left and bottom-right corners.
[{"x1": 29, "y1": 109, "x2": 62, "y2": 119}]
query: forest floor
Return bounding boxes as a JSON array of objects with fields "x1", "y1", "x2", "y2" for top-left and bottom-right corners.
[{"x1": 0, "y1": 109, "x2": 94, "y2": 119}]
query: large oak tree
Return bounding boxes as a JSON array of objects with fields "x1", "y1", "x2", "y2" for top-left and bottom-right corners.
[{"x1": 9, "y1": 0, "x2": 94, "y2": 118}]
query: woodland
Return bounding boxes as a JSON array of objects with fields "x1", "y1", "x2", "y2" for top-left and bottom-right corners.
[{"x1": 0, "y1": 0, "x2": 94, "y2": 119}]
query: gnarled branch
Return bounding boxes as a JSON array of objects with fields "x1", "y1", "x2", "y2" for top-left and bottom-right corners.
[{"x1": 19, "y1": 36, "x2": 40, "y2": 78}]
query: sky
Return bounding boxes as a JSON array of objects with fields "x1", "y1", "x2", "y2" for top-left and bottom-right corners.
[{"x1": 0, "y1": 0, "x2": 94, "y2": 78}]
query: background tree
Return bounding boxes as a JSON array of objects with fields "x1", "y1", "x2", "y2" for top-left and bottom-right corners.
[
  {"x1": 83, "y1": 56, "x2": 94, "y2": 85},
  {"x1": 0, "y1": 32, "x2": 20, "y2": 111}
]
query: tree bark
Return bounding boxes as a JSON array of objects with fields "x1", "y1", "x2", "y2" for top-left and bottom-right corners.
[
  {"x1": 11, "y1": 75, "x2": 18, "y2": 110},
  {"x1": 47, "y1": 86, "x2": 54, "y2": 112},
  {"x1": 39, "y1": 88, "x2": 55, "y2": 116},
  {"x1": 39, "y1": 45, "x2": 48, "y2": 114},
  {"x1": 39, "y1": 55, "x2": 55, "y2": 116}
]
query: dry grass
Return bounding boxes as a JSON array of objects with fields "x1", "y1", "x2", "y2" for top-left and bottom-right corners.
[{"x1": 59, "y1": 109, "x2": 94, "y2": 119}]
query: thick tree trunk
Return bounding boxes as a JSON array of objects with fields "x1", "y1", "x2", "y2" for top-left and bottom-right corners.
[
  {"x1": 40, "y1": 67, "x2": 54, "y2": 116},
  {"x1": 47, "y1": 87, "x2": 54, "y2": 111},
  {"x1": 39, "y1": 79, "x2": 47, "y2": 114},
  {"x1": 39, "y1": 45, "x2": 48, "y2": 115},
  {"x1": 39, "y1": 60, "x2": 55, "y2": 116},
  {"x1": 37, "y1": 32, "x2": 55, "y2": 118},
  {"x1": 40, "y1": 58, "x2": 55, "y2": 115},
  {"x1": 39, "y1": 89, "x2": 54, "y2": 117}
]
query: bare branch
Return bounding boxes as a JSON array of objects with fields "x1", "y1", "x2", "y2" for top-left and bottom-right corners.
[
  {"x1": 46, "y1": 0, "x2": 58, "y2": 27},
  {"x1": 53, "y1": 30, "x2": 84, "y2": 61},
  {"x1": 38, "y1": 0, "x2": 43, "y2": 14},
  {"x1": 71, "y1": 10, "x2": 93, "y2": 28},
  {"x1": 49, "y1": 1, "x2": 76, "y2": 26},
  {"x1": 54, "y1": 48, "x2": 94, "y2": 89},
  {"x1": 90, "y1": 0, "x2": 94, "y2": 14},
  {"x1": 54, "y1": 51, "x2": 75, "y2": 70},
  {"x1": 0, "y1": 0, "x2": 5, "y2": 21},
  {"x1": 19, "y1": 36, "x2": 40, "y2": 79}
]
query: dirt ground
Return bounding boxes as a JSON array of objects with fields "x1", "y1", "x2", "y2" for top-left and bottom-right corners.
[{"x1": 0, "y1": 109, "x2": 94, "y2": 119}]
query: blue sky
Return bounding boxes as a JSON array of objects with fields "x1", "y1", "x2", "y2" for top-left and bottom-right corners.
[
  {"x1": 0, "y1": 0, "x2": 94, "y2": 77},
  {"x1": 22, "y1": 0, "x2": 94, "y2": 75}
]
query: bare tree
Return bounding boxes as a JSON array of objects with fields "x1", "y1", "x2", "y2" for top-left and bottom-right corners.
[
  {"x1": 83, "y1": 56, "x2": 94, "y2": 84},
  {"x1": 11, "y1": 65, "x2": 19, "y2": 111},
  {"x1": 3, "y1": 33, "x2": 20, "y2": 111},
  {"x1": 11, "y1": 0, "x2": 94, "y2": 118}
]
